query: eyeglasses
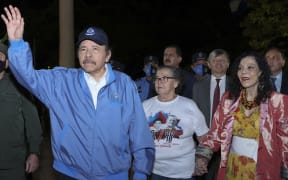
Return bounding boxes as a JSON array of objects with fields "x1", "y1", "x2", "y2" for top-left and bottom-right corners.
[{"x1": 153, "y1": 76, "x2": 176, "y2": 83}]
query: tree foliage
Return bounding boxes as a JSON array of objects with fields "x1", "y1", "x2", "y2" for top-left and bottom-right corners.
[{"x1": 240, "y1": 0, "x2": 288, "y2": 50}]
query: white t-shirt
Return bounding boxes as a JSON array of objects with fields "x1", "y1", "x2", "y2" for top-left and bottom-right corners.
[{"x1": 143, "y1": 95, "x2": 209, "y2": 178}]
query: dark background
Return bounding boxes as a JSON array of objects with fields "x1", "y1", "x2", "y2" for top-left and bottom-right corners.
[{"x1": 0, "y1": 0, "x2": 249, "y2": 78}]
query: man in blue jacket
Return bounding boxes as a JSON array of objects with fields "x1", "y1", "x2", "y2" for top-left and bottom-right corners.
[
  {"x1": 135, "y1": 55, "x2": 159, "y2": 101},
  {"x1": 2, "y1": 5, "x2": 155, "y2": 180}
]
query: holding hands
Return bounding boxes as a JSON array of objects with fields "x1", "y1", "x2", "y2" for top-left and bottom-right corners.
[
  {"x1": 194, "y1": 156, "x2": 209, "y2": 176},
  {"x1": 1, "y1": 5, "x2": 24, "y2": 40}
]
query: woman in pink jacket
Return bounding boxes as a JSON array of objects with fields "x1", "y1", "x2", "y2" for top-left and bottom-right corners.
[{"x1": 194, "y1": 51, "x2": 288, "y2": 180}]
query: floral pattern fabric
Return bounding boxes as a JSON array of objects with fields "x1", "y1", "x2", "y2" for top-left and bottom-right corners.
[
  {"x1": 196, "y1": 92, "x2": 288, "y2": 180},
  {"x1": 226, "y1": 105, "x2": 259, "y2": 179}
]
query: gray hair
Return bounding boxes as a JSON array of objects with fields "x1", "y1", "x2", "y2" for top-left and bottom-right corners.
[
  {"x1": 208, "y1": 49, "x2": 230, "y2": 63},
  {"x1": 156, "y1": 65, "x2": 183, "y2": 94}
]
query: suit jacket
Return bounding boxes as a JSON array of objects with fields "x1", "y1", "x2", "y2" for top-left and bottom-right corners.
[
  {"x1": 280, "y1": 72, "x2": 288, "y2": 95},
  {"x1": 192, "y1": 75, "x2": 230, "y2": 128},
  {"x1": 179, "y1": 68, "x2": 196, "y2": 99}
]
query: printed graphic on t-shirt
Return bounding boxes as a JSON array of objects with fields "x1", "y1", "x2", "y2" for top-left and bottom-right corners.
[{"x1": 147, "y1": 111, "x2": 183, "y2": 147}]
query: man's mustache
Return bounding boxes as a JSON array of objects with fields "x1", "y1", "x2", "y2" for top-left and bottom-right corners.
[{"x1": 83, "y1": 59, "x2": 96, "y2": 65}]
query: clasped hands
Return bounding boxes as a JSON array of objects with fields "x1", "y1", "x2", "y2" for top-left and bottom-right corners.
[{"x1": 193, "y1": 156, "x2": 209, "y2": 176}]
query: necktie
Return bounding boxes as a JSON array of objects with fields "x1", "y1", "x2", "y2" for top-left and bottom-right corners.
[
  {"x1": 271, "y1": 77, "x2": 277, "y2": 91},
  {"x1": 212, "y1": 79, "x2": 221, "y2": 117}
]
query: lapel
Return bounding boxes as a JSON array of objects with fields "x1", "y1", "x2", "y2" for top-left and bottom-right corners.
[
  {"x1": 194, "y1": 76, "x2": 211, "y2": 127},
  {"x1": 280, "y1": 72, "x2": 288, "y2": 94},
  {"x1": 225, "y1": 76, "x2": 231, "y2": 91},
  {"x1": 205, "y1": 75, "x2": 211, "y2": 96}
]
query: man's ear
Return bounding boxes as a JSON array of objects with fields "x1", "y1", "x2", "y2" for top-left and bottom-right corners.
[
  {"x1": 174, "y1": 81, "x2": 179, "y2": 88},
  {"x1": 5, "y1": 60, "x2": 8, "y2": 69},
  {"x1": 258, "y1": 71, "x2": 262, "y2": 78},
  {"x1": 178, "y1": 56, "x2": 182, "y2": 64},
  {"x1": 207, "y1": 61, "x2": 211, "y2": 69},
  {"x1": 282, "y1": 58, "x2": 286, "y2": 67},
  {"x1": 106, "y1": 50, "x2": 112, "y2": 63}
]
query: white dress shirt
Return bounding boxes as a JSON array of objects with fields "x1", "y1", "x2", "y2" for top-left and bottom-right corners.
[
  {"x1": 271, "y1": 71, "x2": 282, "y2": 92},
  {"x1": 84, "y1": 64, "x2": 108, "y2": 109}
]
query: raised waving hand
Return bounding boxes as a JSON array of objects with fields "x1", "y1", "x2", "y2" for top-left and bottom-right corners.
[{"x1": 1, "y1": 5, "x2": 24, "y2": 40}]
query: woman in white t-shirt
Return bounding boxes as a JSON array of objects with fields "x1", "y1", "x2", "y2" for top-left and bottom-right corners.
[{"x1": 143, "y1": 66, "x2": 209, "y2": 180}]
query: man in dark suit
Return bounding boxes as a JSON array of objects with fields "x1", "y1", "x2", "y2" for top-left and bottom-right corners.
[
  {"x1": 265, "y1": 47, "x2": 288, "y2": 94},
  {"x1": 192, "y1": 49, "x2": 230, "y2": 180},
  {"x1": 193, "y1": 49, "x2": 230, "y2": 128},
  {"x1": 163, "y1": 44, "x2": 196, "y2": 99}
]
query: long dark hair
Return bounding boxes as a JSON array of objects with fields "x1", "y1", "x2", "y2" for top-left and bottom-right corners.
[{"x1": 228, "y1": 51, "x2": 273, "y2": 104}]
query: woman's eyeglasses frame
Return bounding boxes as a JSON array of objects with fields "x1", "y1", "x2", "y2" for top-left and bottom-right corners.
[{"x1": 153, "y1": 76, "x2": 176, "y2": 83}]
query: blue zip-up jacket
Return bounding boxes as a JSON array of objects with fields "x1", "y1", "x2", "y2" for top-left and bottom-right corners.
[
  {"x1": 135, "y1": 77, "x2": 150, "y2": 101},
  {"x1": 8, "y1": 40, "x2": 155, "y2": 180}
]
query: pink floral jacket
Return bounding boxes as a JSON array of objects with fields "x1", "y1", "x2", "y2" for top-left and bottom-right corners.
[{"x1": 196, "y1": 92, "x2": 288, "y2": 180}]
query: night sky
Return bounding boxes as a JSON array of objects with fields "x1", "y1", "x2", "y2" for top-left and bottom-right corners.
[{"x1": 0, "y1": 0, "x2": 248, "y2": 78}]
